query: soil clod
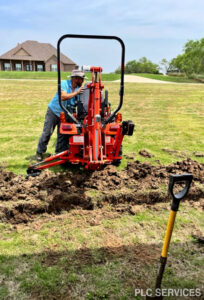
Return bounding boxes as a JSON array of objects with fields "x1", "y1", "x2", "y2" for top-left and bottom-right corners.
[{"x1": 139, "y1": 149, "x2": 154, "y2": 158}]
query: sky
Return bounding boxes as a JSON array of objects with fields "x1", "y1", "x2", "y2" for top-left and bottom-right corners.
[{"x1": 0, "y1": 0, "x2": 204, "y2": 72}]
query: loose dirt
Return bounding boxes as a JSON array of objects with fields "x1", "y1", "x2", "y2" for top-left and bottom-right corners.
[{"x1": 0, "y1": 158, "x2": 203, "y2": 224}]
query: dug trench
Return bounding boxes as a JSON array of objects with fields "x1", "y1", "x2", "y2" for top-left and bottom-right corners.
[{"x1": 0, "y1": 158, "x2": 203, "y2": 224}]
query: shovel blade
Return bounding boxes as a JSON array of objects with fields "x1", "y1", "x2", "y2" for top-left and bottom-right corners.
[{"x1": 26, "y1": 168, "x2": 41, "y2": 178}]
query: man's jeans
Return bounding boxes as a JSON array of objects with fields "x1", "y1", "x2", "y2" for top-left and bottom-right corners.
[{"x1": 37, "y1": 107, "x2": 69, "y2": 154}]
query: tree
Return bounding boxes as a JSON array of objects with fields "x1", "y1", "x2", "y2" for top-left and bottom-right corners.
[
  {"x1": 125, "y1": 60, "x2": 138, "y2": 73},
  {"x1": 115, "y1": 66, "x2": 121, "y2": 74},
  {"x1": 168, "y1": 55, "x2": 184, "y2": 73},
  {"x1": 115, "y1": 57, "x2": 159, "y2": 74},
  {"x1": 159, "y1": 59, "x2": 169, "y2": 74},
  {"x1": 170, "y1": 38, "x2": 204, "y2": 76}
]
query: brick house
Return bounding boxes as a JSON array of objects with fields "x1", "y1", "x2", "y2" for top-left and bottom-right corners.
[{"x1": 0, "y1": 40, "x2": 78, "y2": 72}]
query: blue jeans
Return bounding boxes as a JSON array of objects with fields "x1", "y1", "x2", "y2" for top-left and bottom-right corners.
[{"x1": 37, "y1": 107, "x2": 69, "y2": 154}]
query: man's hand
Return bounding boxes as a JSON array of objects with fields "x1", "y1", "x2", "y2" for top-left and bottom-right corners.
[
  {"x1": 78, "y1": 86, "x2": 85, "y2": 94},
  {"x1": 61, "y1": 86, "x2": 84, "y2": 101}
]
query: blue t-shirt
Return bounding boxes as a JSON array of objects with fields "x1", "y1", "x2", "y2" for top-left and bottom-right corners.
[{"x1": 48, "y1": 80, "x2": 79, "y2": 117}]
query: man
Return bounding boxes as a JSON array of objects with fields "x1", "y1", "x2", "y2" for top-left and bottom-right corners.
[{"x1": 36, "y1": 69, "x2": 85, "y2": 161}]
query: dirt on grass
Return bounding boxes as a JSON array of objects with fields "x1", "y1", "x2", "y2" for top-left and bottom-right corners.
[{"x1": 0, "y1": 158, "x2": 203, "y2": 224}]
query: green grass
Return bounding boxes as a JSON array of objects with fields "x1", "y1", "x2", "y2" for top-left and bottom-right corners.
[
  {"x1": 121, "y1": 82, "x2": 204, "y2": 166},
  {"x1": 132, "y1": 73, "x2": 200, "y2": 83},
  {"x1": 0, "y1": 79, "x2": 203, "y2": 299},
  {"x1": 0, "y1": 203, "x2": 203, "y2": 299},
  {"x1": 0, "y1": 80, "x2": 203, "y2": 174},
  {"x1": 0, "y1": 71, "x2": 120, "y2": 81},
  {"x1": 1, "y1": 71, "x2": 203, "y2": 83}
]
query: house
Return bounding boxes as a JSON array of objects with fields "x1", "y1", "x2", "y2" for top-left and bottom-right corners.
[{"x1": 0, "y1": 40, "x2": 78, "y2": 72}]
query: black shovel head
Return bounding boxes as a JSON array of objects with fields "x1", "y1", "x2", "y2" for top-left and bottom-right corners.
[{"x1": 26, "y1": 168, "x2": 41, "y2": 179}]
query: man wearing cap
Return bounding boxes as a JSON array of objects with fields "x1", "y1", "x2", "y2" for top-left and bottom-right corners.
[{"x1": 36, "y1": 69, "x2": 85, "y2": 161}]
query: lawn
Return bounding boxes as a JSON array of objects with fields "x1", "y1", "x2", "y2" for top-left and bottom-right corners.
[
  {"x1": 0, "y1": 71, "x2": 120, "y2": 81},
  {"x1": 0, "y1": 71, "x2": 203, "y2": 84},
  {"x1": 0, "y1": 80, "x2": 203, "y2": 299},
  {"x1": 0, "y1": 80, "x2": 203, "y2": 174},
  {"x1": 0, "y1": 203, "x2": 203, "y2": 299}
]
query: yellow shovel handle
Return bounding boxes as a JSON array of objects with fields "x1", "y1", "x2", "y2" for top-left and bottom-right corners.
[{"x1": 161, "y1": 210, "x2": 177, "y2": 258}]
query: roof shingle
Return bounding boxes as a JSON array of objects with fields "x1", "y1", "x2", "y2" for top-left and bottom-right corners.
[{"x1": 0, "y1": 40, "x2": 76, "y2": 65}]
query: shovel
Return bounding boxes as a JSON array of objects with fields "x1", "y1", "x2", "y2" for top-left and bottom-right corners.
[{"x1": 146, "y1": 173, "x2": 193, "y2": 300}]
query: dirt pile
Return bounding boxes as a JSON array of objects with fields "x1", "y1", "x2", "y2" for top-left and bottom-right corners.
[{"x1": 0, "y1": 158, "x2": 203, "y2": 224}]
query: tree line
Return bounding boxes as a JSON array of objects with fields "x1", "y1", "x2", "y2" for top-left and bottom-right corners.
[
  {"x1": 115, "y1": 57, "x2": 159, "y2": 74},
  {"x1": 115, "y1": 38, "x2": 204, "y2": 77},
  {"x1": 169, "y1": 38, "x2": 204, "y2": 76}
]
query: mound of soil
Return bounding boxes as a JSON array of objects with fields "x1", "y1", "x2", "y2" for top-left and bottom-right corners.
[
  {"x1": 139, "y1": 149, "x2": 154, "y2": 158},
  {"x1": 0, "y1": 158, "x2": 203, "y2": 224}
]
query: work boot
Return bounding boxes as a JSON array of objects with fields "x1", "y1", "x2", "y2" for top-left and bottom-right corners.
[{"x1": 36, "y1": 152, "x2": 43, "y2": 161}]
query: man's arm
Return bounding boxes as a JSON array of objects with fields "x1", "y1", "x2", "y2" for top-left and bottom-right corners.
[{"x1": 61, "y1": 86, "x2": 84, "y2": 101}]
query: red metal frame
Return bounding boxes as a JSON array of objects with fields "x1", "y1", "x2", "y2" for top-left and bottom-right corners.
[
  {"x1": 26, "y1": 34, "x2": 136, "y2": 175},
  {"x1": 28, "y1": 66, "x2": 125, "y2": 172}
]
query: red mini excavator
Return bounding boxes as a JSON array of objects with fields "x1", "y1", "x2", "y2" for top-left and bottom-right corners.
[{"x1": 27, "y1": 34, "x2": 134, "y2": 176}]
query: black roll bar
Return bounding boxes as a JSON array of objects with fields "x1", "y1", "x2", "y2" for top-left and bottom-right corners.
[{"x1": 57, "y1": 34, "x2": 125, "y2": 125}]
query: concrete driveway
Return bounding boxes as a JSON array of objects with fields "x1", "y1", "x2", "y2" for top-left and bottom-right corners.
[{"x1": 115, "y1": 75, "x2": 174, "y2": 83}]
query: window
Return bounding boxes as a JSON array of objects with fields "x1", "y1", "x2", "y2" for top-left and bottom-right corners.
[
  {"x1": 15, "y1": 63, "x2": 22, "y2": 71},
  {"x1": 37, "y1": 64, "x2": 43, "y2": 71},
  {"x1": 51, "y1": 64, "x2": 57, "y2": 71},
  {"x1": 26, "y1": 64, "x2": 33, "y2": 71},
  {"x1": 4, "y1": 63, "x2": 11, "y2": 71}
]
